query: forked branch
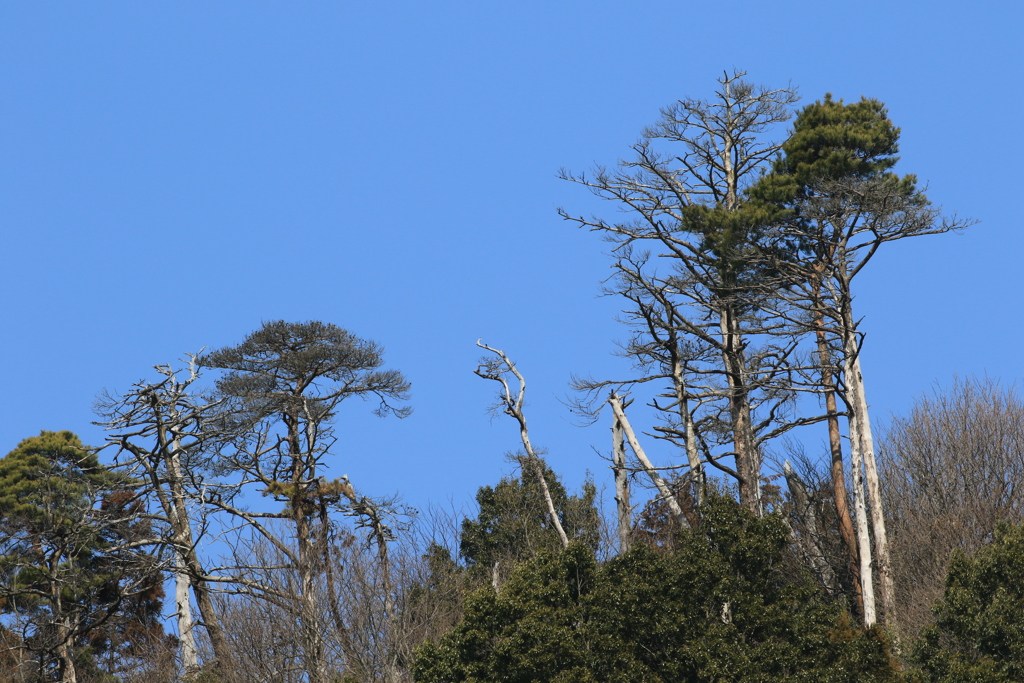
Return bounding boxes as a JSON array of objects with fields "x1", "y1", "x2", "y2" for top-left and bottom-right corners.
[{"x1": 475, "y1": 341, "x2": 569, "y2": 548}]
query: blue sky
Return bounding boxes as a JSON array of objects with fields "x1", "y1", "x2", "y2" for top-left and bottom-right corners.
[{"x1": 2, "y1": 2, "x2": 1020, "y2": 514}]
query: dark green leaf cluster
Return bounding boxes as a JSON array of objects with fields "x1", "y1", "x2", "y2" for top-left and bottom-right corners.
[
  {"x1": 778, "y1": 94, "x2": 901, "y2": 184},
  {"x1": 914, "y1": 522, "x2": 1024, "y2": 682},
  {"x1": 459, "y1": 463, "x2": 599, "y2": 573},
  {"x1": 0, "y1": 431, "x2": 119, "y2": 534},
  {"x1": 749, "y1": 94, "x2": 927, "y2": 257},
  {"x1": 0, "y1": 432, "x2": 163, "y2": 681},
  {"x1": 749, "y1": 94, "x2": 904, "y2": 207},
  {"x1": 201, "y1": 319, "x2": 411, "y2": 421},
  {"x1": 417, "y1": 494, "x2": 901, "y2": 682},
  {"x1": 0, "y1": 432, "x2": 131, "y2": 607}
]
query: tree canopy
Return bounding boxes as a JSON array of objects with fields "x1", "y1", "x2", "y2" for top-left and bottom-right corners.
[
  {"x1": 416, "y1": 495, "x2": 901, "y2": 683},
  {"x1": 915, "y1": 522, "x2": 1024, "y2": 682},
  {"x1": 0, "y1": 431, "x2": 163, "y2": 683}
]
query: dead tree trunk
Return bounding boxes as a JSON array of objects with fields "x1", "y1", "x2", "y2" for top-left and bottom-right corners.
[
  {"x1": 843, "y1": 328, "x2": 894, "y2": 624},
  {"x1": 166, "y1": 436, "x2": 199, "y2": 675},
  {"x1": 841, "y1": 331, "x2": 878, "y2": 626},
  {"x1": 609, "y1": 394, "x2": 688, "y2": 527},
  {"x1": 673, "y1": 359, "x2": 705, "y2": 506},
  {"x1": 611, "y1": 401, "x2": 632, "y2": 552},
  {"x1": 475, "y1": 341, "x2": 569, "y2": 548}
]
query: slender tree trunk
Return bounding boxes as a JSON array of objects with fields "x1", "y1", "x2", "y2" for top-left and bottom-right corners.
[
  {"x1": 610, "y1": 394, "x2": 688, "y2": 526},
  {"x1": 842, "y1": 327, "x2": 878, "y2": 627},
  {"x1": 718, "y1": 114, "x2": 761, "y2": 516},
  {"x1": 46, "y1": 571, "x2": 77, "y2": 682},
  {"x1": 845, "y1": 341, "x2": 894, "y2": 623},
  {"x1": 288, "y1": 412, "x2": 329, "y2": 683},
  {"x1": 517, "y1": 417, "x2": 570, "y2": 549},
  {"x1": 475, "y1": 342, "x2": 570, "y2": 548},
  {"x1": 56, "y1": 624, "x2": 77, "y2": 683},
  {"x1": 824, "y1": 383, "x2": 865, "y2": 615},
  {"x1": 173, "y1": 550, "x2": 199, "y2": 674},
  {"x1": 612, "y1": 405, "x2": 632, "y2": 552},
  {"x1": 720, "y1": 308, "x2": 760, "y2": 515},
  {"x1": 292, "y1": 462, "x2": 327, "y2": 683},
  {"x1": 811, "y1": 277, "x2": 863, "y2": 614},
  {"x1": 528, "y1": 456, "x2": 569, "y2": 547},
  {"x1": 295, "y1": 510, "x2": 328, "y2": 683},
  {"x1": 371, "y1": 513, "x2": 401, "y2": 683},
  {"x1": 672, "y1": 358, "x2": 705, "y2": 505},
  {"x1": 166, "y1": 439, "x2": 232, "y2": 673},
  {"x1": 185, "y1": 549, "x2": 231, "y2": 673},
  {"x1": 166, "y1": 442, "x2": 199, "y2": 675}
]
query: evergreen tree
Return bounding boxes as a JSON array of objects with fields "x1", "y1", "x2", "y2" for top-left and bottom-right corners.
[
  {"x1": 416, "y1": 494, "x2": 902, "y2": 682},
  {"x1": 751, "y1": 93, "x2": 969, "y2": 625},
  {"x1": 459, "y1": 464, "x2": 599, "y2": 586},
  {"x1": 200, "y1": 320, "x2": 410, "y2": 683},
  {"x1": 915, "y1": 522, "x2": 1024, "y2": 682},
  {"x1": 0, "y1": 431, "x2": 161, "y2": 683}
]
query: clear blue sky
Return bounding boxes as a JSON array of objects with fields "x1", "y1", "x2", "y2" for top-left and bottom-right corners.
[{"x1": 2, "y1": 2, "x2": 1020, "y2": 513}]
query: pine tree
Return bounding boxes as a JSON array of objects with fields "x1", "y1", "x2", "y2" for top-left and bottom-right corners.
[{"x1": 0, "y1": 431, "x2": 160, "y2": 683}]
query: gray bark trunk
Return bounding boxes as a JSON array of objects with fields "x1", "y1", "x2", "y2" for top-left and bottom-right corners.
[
  {"x1": 672, "y1": 359, "x2": 705, "y2": 505},
  {"x1": 842, "y1": 329, "x2": 878, "y2": 626},
  {"x1": 174, "y1": 550, "x2": 199, "y2": 674},
  {"x1": 610, "y1": 394, "x2": 688, "y2": 527},
  {"x1": 720, "y1": 308, "x2": 761, "y2": 515},
  {"x1": 844, "y1": 342, "x2": 894, "y2": 623},
  {"x1": 167, "y1": 441, "x2": 199, "y2": 675},
  {"x1": 612, "y1": 406, "x2": 632, "y2": 552}
]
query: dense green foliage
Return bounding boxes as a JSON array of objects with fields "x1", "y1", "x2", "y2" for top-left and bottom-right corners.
[
  {"x1": 0, "y1": 431, "x2": 127, "y2": 624},
  {"x1": 750, "y1": 92, "x2": 926, "y2": 249},
  {"x1": 0, "y1": 431, "x2": 164, "y2": 682},
  {"x1": 914, "y1": 523, "x2": 1024, "y2": 682},
  {"x1": 777, "y1": 94, "x2": 901, "y2": 183},
  {"x1": 460, "y1": 463, "x2": 599, "y2": 573},
  {"x1": 0, "y1": 431, "x2": 115, "y2": 531},
  {"x1": 416, "y1": 495, "x2": 901, "y2": 682}
]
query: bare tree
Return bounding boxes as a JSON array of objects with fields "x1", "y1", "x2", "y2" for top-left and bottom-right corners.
[
  {"x1": 474, "y1": 341, "x2": 569, "y2": 549},
  {"x1": 608, "y1": 393, "x2": 688, "y2": 527},
  {"x1": 213, "y1": 502, "x2": 466, "y2": 683},
  {"x1": 96, "y1": 357, "x2": 232, "y2": 677},
  {"x1": 880, "y1": 377, "x2": 1024, "y2": 640},
  {"x1": 198, "y1": 320, "x2": 410, "y2": 683},
  {"x1": 561, "y1": 71, "x2": 806, "y2": 515}
]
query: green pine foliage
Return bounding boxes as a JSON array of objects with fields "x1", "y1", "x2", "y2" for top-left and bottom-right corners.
[
  {"x1": 0, "y1": 431, "x2": 162, "y2": 681},
  {"x1": 914, "y1": 523, "x2": 1024, "y2": 682},
  {"x1": 777, "y1": 94, "x2": 901, "y2": 183},
  {"x1": 0, "y1": 431, "x2": 126, "y2": 612},
  {"x1": 415, "y1": 494, "x2": 902, "y2": 682},
  {"x1": 0, "y1": 430, "x2": 117, "y2": 532},
  {"x1": 749, "y1": 93, "x2": 925, "y2": 228}
]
